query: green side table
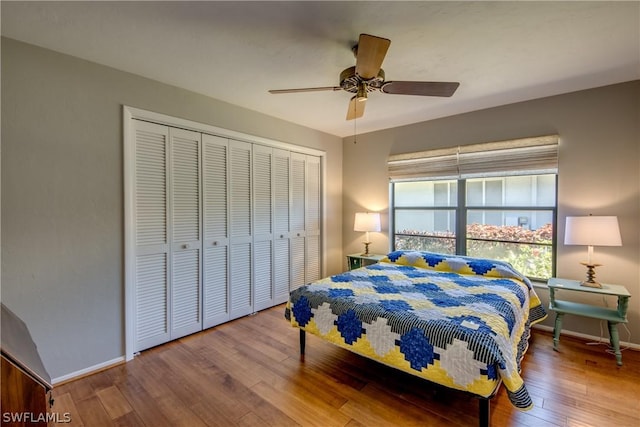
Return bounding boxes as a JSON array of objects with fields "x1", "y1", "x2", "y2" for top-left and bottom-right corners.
[
  {"x1": 547, "y1": 277, "x2": 630, "y2": 366},
  {"x1": 346, "y1": 253, "x2": 384, "y2": 270}
]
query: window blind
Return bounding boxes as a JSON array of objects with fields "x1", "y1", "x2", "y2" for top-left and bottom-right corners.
[{"x1": 388, "y1": 135, "x2": 558, "y2": 181}]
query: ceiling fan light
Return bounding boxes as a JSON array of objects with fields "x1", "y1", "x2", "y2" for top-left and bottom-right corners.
[{"x1": 356, "y1": 84, "x2": 367, "y2": 101}]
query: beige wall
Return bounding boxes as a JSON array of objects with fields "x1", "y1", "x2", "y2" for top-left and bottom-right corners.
[
  {"x1": 1, "y1": 38, "x2": 343, "y2": 379},
  {"x1": 343, "y1": 81, "x2": 640, "y2": 345}
]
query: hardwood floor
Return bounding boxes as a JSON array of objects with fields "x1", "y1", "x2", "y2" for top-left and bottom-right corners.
[{"x1": 52, "y1": 305, "x2": 640, "y2": 427}]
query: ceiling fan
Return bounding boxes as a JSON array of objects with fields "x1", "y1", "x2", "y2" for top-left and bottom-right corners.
[{"x1": 268, "y1": 33, "x2": 460, "y2": 120}]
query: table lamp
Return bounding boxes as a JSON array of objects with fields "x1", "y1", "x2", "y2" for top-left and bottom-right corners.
[
  {"x1": 354, "y1": 212, "x2": 381, "y2": 256},
  {"x1": 564, "y1": 215, "x2": 622, "y2": 288}
]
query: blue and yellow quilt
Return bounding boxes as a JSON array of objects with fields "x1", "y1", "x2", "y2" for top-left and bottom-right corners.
[{"x1": 285, "y1": 251, "x2": 547, "y2": 410}]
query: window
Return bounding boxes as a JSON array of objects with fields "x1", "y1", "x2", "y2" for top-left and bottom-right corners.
[
  {"x1": 392, "y1": 174, "x2": 556, "y2": 280},
  {"x1": 388, "y1": 135, "x2": 558, "y2": 281},
  {"x1": 394, "y1": 180, "x2": 458, "y2": 255}
]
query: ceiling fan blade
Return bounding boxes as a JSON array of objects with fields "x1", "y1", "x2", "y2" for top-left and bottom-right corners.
[
  {"x1": 355, "y1": 34, "x2": 391, "y2": 80},
  {"x1": 269, "y1": 86, "x2": 341, "y2": 94},
  {"x1": 381, "y1": 81, "x2": 460, "y2": 97},
  {"x1": 346, "y1": 96, "x2": 366, "y2": 121}
]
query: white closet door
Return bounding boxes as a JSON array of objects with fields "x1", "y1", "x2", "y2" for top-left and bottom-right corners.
[
  {"x1": 290, "y1": 153, "x2": 306, "y2": 234},
  {"x1": 273, "y1": 149, "x2": 291, "y2": 304},
  {"x1": 169, "y1": 128, "x2": 202, "y2": 339},
  {"x1": 253, "y1": 145, "x2": 274, "y2": 311},
  {"x1": 229, "y1": 140, "x2": 253, "y2": 318},
  {"x1": 133, "y1": 121, "x2": 170, "y2": 352},
  {"x1": 125, "y1": 108, "x2": 325, "y2": 359},
  {"x1": 202, "y1": 134, "x2": 230, "y2": 328},
  {"x1": 290, "y1": 237, "x2": 305, "y2": 290},
  {"x1": 305, "y1": 155, "x2": 322, "y2": 283},
  {"x1": 253, "y1": 239, "x2": 272, "y2": 310},
  {"x1": 290, "y1": 152, "x2": 306, "y2": 290}
]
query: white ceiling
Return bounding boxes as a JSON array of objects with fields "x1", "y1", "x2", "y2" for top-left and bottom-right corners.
[{"x1": 2, "y1": 1, "x2": 639, "y2": 137}]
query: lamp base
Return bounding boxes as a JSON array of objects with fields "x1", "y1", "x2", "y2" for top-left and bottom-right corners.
[
  {"x1": 580, "y1": 262, "x2": 603, "y2": 288},
  {"x1": 580, "y1": 280, "x2": 602, "y2": 288},
  {"x1": 361, "y1": 242, "x2": 372, "y2": 257}
]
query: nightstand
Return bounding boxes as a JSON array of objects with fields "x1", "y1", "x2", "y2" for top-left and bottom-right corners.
[
  {"x1": 346, "y1": 253, "x2": 385, "y2": 270},
  {"x1": 547, "y1": 277, "x2": 630, "y2": 365}
]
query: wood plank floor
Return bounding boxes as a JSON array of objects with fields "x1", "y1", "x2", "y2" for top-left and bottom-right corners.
[{"x1": 52, "y1": 305, "x2": 640, "y2": 427}]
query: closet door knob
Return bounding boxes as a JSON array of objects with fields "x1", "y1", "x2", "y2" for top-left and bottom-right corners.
[{"x1": 213, "y1": 241, "x2": 218, "y2": 246}]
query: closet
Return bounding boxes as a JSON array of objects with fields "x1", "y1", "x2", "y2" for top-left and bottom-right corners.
[{"x1": 126, "y1": 111, "x2": 323, "y2": 354}]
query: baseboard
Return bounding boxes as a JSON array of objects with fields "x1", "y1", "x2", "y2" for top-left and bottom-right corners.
[
  {"x1": 532, "y1": 324, "x2": 640, "y2": 351},
  {"x1": 51, "y1": 356, "x2": 125, "y2": 386}
]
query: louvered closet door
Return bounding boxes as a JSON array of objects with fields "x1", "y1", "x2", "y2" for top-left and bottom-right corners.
[
  {"x1": 290, "y1": 152, "x2": 306, "y2": 290},
  {"x1": 133, "y1": 121, "x2": 170, "y2": 352},
  {"x1": 305, "y1": 155, "x2": 322, "y2": 283},
  {"x1": 273, "y1": 149, "x2": 291, "y2": 304},
  {"x1": 202, "y1": 134, "x2": 230, "y2": 328},
  {"x1": 229, "y1": 140, "x2": 253, "y2": 319},
  {"x1": 253, "y1": 145, "x2": 274, "y2": 311},
  {"x1": 169, "y1": 128, "x2": 202, "y2": 339}
]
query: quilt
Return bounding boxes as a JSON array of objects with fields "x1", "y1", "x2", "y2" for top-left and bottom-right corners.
[{"x1": 285, "y1": 250, "x2": 547, "y2": 410}]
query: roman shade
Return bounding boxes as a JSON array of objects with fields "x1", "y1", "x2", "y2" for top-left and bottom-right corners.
[{"x1": 388, "y1": 135, "x2": 559, "y2": 181}]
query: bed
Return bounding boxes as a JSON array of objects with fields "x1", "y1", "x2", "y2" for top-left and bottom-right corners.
[{"x1": 285, "y1": 250, "x2": 547, "y2": 427}]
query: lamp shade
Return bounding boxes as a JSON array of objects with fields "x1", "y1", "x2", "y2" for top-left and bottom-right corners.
[
  {"x1": 354, "y1": 212, "x2": 381, "y2": 232},
  {"x1": 564, "y1": 216, "x2": 622, "y2": 246}
]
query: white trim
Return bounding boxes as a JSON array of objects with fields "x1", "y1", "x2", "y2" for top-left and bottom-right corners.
[
  {"x1": 123, "y1": 107, "x2": 136, "y2": 361},
  {"x1": 321, "y1": 154, "x2": 327, "y2": 279},
  {"x1": 124, "y1": 106, "x2": 324, "y2": 157},
  {"x1": 52, "y1": 356, "x2": 125, "y2": 385}
]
